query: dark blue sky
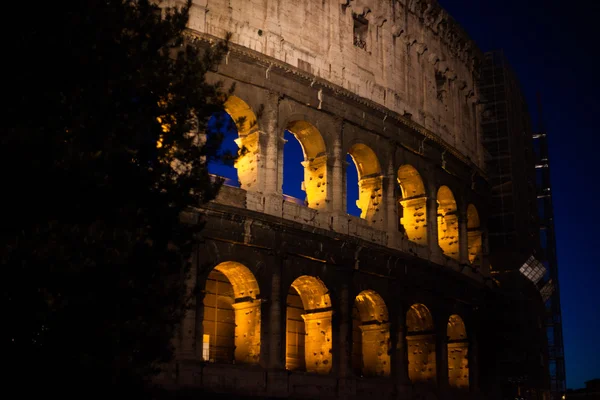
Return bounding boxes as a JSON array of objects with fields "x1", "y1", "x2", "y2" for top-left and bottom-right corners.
[
  {"x1": 439, "y1": 0, "x2": 599, "y2": 389},
  {"x1": 210, "y1": 0, "x2": 600, "y2": 388}
]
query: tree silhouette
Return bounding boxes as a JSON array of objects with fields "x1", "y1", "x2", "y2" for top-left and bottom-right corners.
[{"x1": 3, "y1": 0, "x2": 231, "y2": 394}]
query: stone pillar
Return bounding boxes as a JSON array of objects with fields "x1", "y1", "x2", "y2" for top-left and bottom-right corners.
[
  {"x1": 262, "y1": 91, "x2": 280, "y2": 196},
  {"x1": 480, "y1": 225, "x2": 491, "y2": 277},
  {"x1": 400, "y1": 197, "x2": 428, "y2": 246},
  {"x1": 331, "y1": 120, "x2": 344, "y2": 214},
  {"x1": 302, "y1": 154, "x2": 328, "y2": 210},
  {"x1": 268, "y1": 258, "x2": 284, "y2": 369},
  {"x1": 178, "y1": 255, "x2": 198, "y2": 359},
  {"x1": 360, "y1": 323, "x2": 391, "y2": 377},
  {"x1": 232, "y1": 300, "x2": 261, "y2": 364},
  {"x1": 386, "y1": 160, "x2": 398, "y2": 244},
  {"x1": 469, "y1": 335, "x2": 480, "y2": 393},
  {"x1": 458, "y1": 209, "x2": 469, "y2": 265},
  {"x1": 193, "y1": 289, "x2": 206, "y2": 360},
  {"x1": 436, "y1": 323, "x2": 449, "y2": 393},
  {"x1": 393, "y1": 307, "x2": 410, "y2": 385},
  {"x1": 427, "y1": 195, "x2": 442, "y2": 257},
  {"x1": 337, "y1": 280, "x2": 352, "y2": 377},
  {"x1": 302, "y1": 310, "x2": 333, "y2": 374}
]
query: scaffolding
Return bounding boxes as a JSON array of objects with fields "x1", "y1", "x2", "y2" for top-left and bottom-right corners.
[
  {"x1": 480, "y1": 50, "x2": 566, "y2": 399},
  {"x1": 479, "y1": 51, "x2": 539, "y2": 254},
  {"x1": 533, "y1": 95, "x2": 567, "y2": 397}
]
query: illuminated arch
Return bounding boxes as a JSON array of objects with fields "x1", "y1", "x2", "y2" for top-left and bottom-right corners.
[
  {"x1": 447, "y1": 315, "x2": 469, "y2": 389},
  {"x1": 467, "y1": 204, "x2": 482, "y2": 266},
  {"x1": 286, "y1": 276, "x2": 332, "y2": 374},
  {"x1": 352, "y1": 290, "x2": 390, "y2": 377},
  {"x1": 437, "y1": 186, "x2": 459, "y2": 260},
  {"x1": 406, "y1": 304, "x2": 437, "y2": 383},
  {"x1": 202, "y1": 261, "x2": 261, "y2": 364},
  {"x1": 406, "y1": 303, "x2": 434, "y2": 333},
  {"x1": 397, "y1": 165, "x2": 428, "y2": 245},
  {"x1": 347, "y1": 144, "x2": 383, "y2": 222},
  {"x1": 222, "y1": 96, "x2": 260, "y2": 190},
  {"x1": 285, "y1": 121, "x2": 328, "y2": 210}
]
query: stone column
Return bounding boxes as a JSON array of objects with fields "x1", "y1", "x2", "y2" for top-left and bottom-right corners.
[
  {"x1": 360, "y1": 323, "x2": 391, "y2": 377},
  {"x1": 331, "y1": 119, "x2": 344, "y2": 214},
  {"x1": 427, "y1": 195, "x2": 442, "y2": 257},
  {"x1": 469, "y1": 334, "x2": 480, "y2": 393},
  {"x1": 302, "y1": 310, "x2": 334, "y2": 374},
  {"x1": 262, "y1": 91, "x2": 280, "y2": 196},
  {"x1": 232, "y1": 300, "x2": 261, "y2": 364},
  {"x1": 393, "y1": 306, "x2": 410, "y2": 385},
  {"x1": 337, "y1": 280, "x2": 352, "y2": 377},
  {"x1": 178, "y1": 254, "x2": 198, "y2": 359},
  {"x1": 480, "y1": 225, "x2": 491, "y2": 277},
  {"x1": 458, "y1": 209, "x2": 469, "y2": 265},
  {"x1": 386, "y1": 160, "x2": 398, "y2": 245},
  {"x1": 436, "y1": 322, "x2": 449, "y2": 393},
  {"x1": 268, "y1": 257, "x2": 284, "y2": 369},
  {"x1": 193, "y1": 289, "x2": 206, "y2": 360}
]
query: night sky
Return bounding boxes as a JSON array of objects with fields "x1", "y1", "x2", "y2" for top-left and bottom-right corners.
[{"x1": 209, "y1": 0, "x2": 600, "y2": 389}]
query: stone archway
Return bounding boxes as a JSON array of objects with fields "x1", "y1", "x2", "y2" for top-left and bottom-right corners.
[
  {"x1": 286, "y1": 275, "x2": 332, "y2": 374},
  {"x1": 352, "y1": 289, "x2": 391, "y2": 377},
  {"x1": 406, "y1": 303, "x2": 437, "y2": 383},
  {"x1": 447, "y1": 314, "x2": 469, "y2": 389},
  {"x1": 397, "y1": 165, "x2": 428, "y2": 245},
  {"x1": 202, "y1": 261, "x2": 261, "y2": 364}
]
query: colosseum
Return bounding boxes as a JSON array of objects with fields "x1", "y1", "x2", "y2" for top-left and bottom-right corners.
[{"x1": 161, "y1": 1, "x2": 551, "y2": 399}]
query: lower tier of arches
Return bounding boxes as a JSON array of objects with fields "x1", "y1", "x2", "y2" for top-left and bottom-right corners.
[
  {"x1": 167, "y1": 209, "x2": 539, "y2": 400},
  {"x1": 182, "y1": 260, "x2": 478, "y2": 397}
]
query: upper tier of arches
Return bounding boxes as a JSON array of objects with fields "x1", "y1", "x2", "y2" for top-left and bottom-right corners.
[{"x1": 205, "y1": 95, "x2": 486, "y2": 270}]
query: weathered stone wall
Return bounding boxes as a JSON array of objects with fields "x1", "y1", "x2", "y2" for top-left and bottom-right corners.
[
  {"x1": 153, "y1": 2, "x2": 514, "y2": 399},
  {"x1": 166, "y1": 204, "x2": 485, "y2": 399},
  {"x1": 186, "y1": 0, "x2": 483, "y2": 168}
]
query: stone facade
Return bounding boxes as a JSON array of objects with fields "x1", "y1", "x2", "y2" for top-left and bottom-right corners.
[
  {"x1": 185, "y1": 0, "x2": 484, "y2": 168},
  {"x1": 155, "y1": 1, "x2": 529, "y2": 399}
]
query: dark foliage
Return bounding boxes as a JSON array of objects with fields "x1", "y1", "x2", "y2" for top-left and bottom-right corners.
[{"x1": 3, "y1": 0, "x2": 230, "y2": 394}]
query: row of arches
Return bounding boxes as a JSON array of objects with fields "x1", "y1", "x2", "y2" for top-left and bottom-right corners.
[
  {"x1": 206, "y1": 96, "x2": 482, "y2": 264},
  {"x1": 201, "y1": 261, "x2": 470, "y2": 388}
]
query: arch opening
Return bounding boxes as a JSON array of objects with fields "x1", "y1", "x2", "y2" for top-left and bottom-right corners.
[
  {"x1": 286, "y1": 276, "x2": 332, "y2": 374},
  {"x1": 467, "y1": 204, "x2": 482, "y2": 266},
  {"x1": 447, "y1": 315, "x2": 469, "y2": 389},
  {"x1": 206, "y1": 96, "x2": 259, "y2": 189},
  {"x1": 437, "y1": 186, "x2": 459, "y2": 260},
  {"x1": 406, "y1": 304, "x2": 437, "y2": 384},
  {"x1": 347, "y1": 144, "x2": 383, "y2": 222},
  {"x1": 283, "y1": 121, "x2": 328, "y2": 210},
  {"x1": 202, "y1": 261, "x2": 261, "y2": 364},
  {"x1": 351, "y1": 290, "x2": 390, "y2": 377},
  {"x1": 397, "y1": 165, "x2": 428, "y2": 245}
]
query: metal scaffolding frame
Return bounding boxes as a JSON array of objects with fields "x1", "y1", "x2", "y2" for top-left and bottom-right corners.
[
  {"x1": 480, "y1": 50, "x2": 566, "y2": 399},
  {"x1": 533, "y1": 96, "x2": 567, "y2": 397}
]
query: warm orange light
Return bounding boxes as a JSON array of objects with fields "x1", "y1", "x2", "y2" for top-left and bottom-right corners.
[
  {"x1": 348, "y1": 144, "x2": 383, "y2": 222},
  {"x1": 397, "y1": 165, "x2": 428, "y2": 245},
  {"x1": 437, "y1": 186, "x2": 459, "y2": 260},
  {"x1": 353, "y1": 290, "x2": 390, "y2": 377},
  {"x1": 286, "y1": 276, "x2": 332, "y2": 374},
  {"x1": 287, "y1": 121, "x2": 328, "y2": 210},
  {"x1": 406, "y1": 304, "x2": 437, "y2": 383},
  {"x1": 202, "y1": 262, "x2": 261, "y2": 365}
]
